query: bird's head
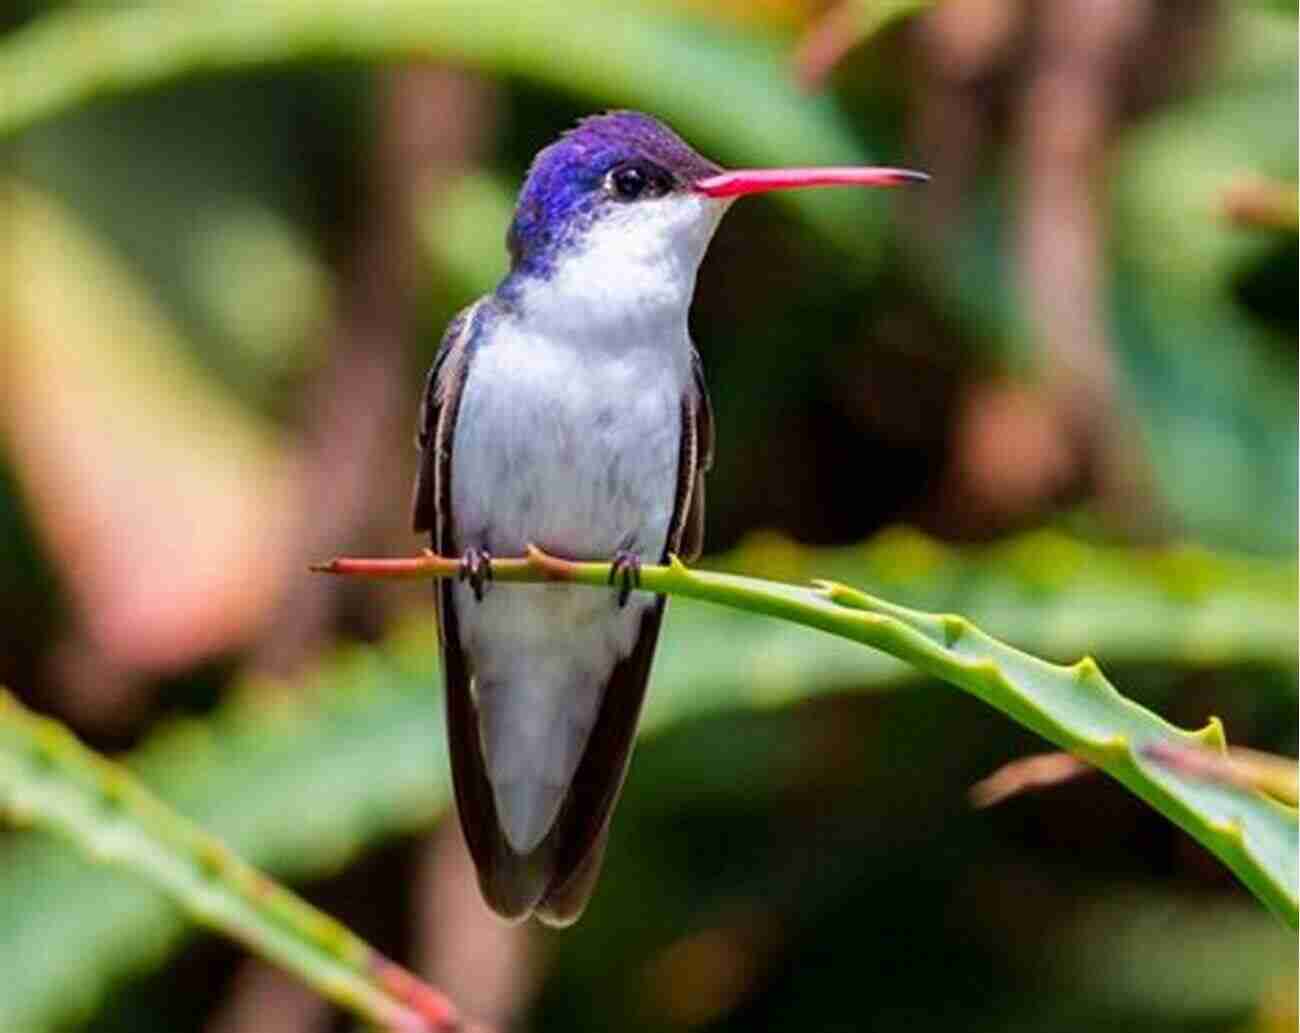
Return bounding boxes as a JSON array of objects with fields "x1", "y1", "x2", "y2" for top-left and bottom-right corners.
[{"x1": 502, "y1": 111, "x2": 925, "y2": 332}]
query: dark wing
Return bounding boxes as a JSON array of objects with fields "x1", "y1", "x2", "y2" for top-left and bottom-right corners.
[
  {"x1": 669, "y1": 345, "x2": 715, "y2": 561},
  {"x1": 413, "y1": 301, "x2": 539, "y2": 917},
  {"x1": 418, "y1": 299, "x2": 569, "y2": 921},
  {"x1": 412, "y1": 301, "x2": 482, "y2": 535},
  {"x1": 534, "y1": 345, "x2": 715, "y2": 926}
]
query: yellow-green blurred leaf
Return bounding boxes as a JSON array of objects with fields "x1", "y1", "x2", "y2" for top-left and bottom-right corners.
[{"x1": 0, "y1": 180, "x2": 300, "y2": 670}]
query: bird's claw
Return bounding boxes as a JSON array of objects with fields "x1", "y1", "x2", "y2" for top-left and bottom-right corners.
[
  {"x1": 458, "y1": 547, "x2": 494, "y2": 602},
  {"x1": 608, "y1": 550, "x2": 642, "y2": 608}
]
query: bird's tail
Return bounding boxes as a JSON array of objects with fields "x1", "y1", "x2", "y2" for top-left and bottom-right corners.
[{"x1": 438, "y1": 582, "x2": 666, "y2": 924}]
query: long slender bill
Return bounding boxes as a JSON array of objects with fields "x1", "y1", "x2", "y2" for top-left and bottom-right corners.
[{"x1": 694, "y1": 166, "x2": 928, "y2": 198}]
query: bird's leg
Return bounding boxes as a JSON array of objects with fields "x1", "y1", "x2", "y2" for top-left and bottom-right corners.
[
  {"x1": 458, "y1": 547, "x2": 494, "y2": 602},
  {"x1": 608, "y1": 550, "x2": 642, "y2": 608}
]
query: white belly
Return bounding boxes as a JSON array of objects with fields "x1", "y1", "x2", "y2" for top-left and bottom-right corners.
[
  {"x1": 447, "y1": 316, "x2": 687, "y2": 853},
  {"x1": 451, "y1": 320, "x2": 682, "y2": 558}
]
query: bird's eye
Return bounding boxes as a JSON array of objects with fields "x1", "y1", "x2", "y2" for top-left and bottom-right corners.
[{"x1": 608, "y1": 163, "x2": 669, "y2": 201}]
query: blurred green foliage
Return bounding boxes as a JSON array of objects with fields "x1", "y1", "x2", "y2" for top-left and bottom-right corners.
[
  {"x1": 0, "y1": 1, "x2": 1295, "y2": 1031},
  {"x1": 1, "y1": 530, "x2": 1295, "y2": 1030}
]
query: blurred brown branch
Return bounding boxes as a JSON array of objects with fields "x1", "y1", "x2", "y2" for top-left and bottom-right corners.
[
  {"x1": 793, "y1": 0, "x2": 932, "y2": 89},
  {"x1": 414, "y1": 820, "x2": 541, "y2": 1030},
  {"x1": 1016, "y1": 0, "x2": 1161, "y2": 533},
  {"x1": 1221, "y1": 175, "x2": 1299, "y2": 232},
  {"x1": 970, "y1": 750, "x2": 1097, "y2": 808},
  {"x1": 251, "y1": 66, "x2": 496, "y2": 677},
  {"x1": 974, "y1": 745, "x2": 1299, "y2": 809}
]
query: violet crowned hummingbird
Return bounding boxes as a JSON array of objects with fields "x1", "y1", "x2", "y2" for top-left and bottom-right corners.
[{"x1": 412, "y1": 111, "x2": 925, "y2": 926}]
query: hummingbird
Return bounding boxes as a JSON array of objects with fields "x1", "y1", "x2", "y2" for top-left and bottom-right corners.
[{"x1": 413, "y1": 111, "x2": 925, "y2": 926}]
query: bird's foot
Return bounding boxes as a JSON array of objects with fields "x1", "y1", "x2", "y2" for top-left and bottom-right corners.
[
  {"x1": 608, "y1": 550, "x2": 642, "y2": 609},
  {"x1": 458, "y1": 547, "x2": 494, "y2": 602}
]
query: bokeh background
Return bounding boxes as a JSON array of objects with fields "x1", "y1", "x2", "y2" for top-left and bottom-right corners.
[{"x1": 0, "y1": 1, "x2": 1296, "y2": 1031}]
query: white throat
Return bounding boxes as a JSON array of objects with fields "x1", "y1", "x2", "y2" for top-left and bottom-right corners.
[{"x1": 512, "y1": 193, "x2": 730, "y2": 344}]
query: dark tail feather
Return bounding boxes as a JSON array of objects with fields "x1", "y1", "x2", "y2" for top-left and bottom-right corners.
[
  {"x1": 535, "y1": 821, "x2": 612, "y2": 927},
  {"x1": 438, "y1": 580, "x2": 664, "y2": 923}
]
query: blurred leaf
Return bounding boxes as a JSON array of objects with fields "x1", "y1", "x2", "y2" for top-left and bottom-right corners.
[
  {"x1": 1111, "y1": 8, "x2": 1297, "y2": 297},
  {"x1": 794, "y1": 0, "x2": 932, "y2": 89},
  {"x1": 969, "y1": 885, "x2": 1297, "y2": 1029},
  {"x1": 0, "y1": 692, "x2": 459, "y2": 1033},
  {"x1": 0, "y1": 180, "x2": 300, "y2": 671},
  {"x1": 10, "y1": 72, "x2": 346, "y2": 402},
  {"x1": 1108, "y1": 268, "x2": 1296, "y2": 553},
  {"x1": 417, "y1": 172, "x2": 514, "y2": 300},
  {"x1": 0, "y1": 626, "x2": 449, "y2": 1033},
  {"x1": 1050, "y1": 891, "x2": 1296, "y2": 1021},
  {"x1": 930, "y1": 6, "x2": 1298, "y2": 552},
  {"x1": 182, "y1": 203, "x2": 332, "y2": 398},
  {"x1": 0, "y1": 0, "x2": 905, "y2": 260},
  {"x1": 1102, "y1": 8, "x2": 1297, "y2": 552},
  {"x1": 0, "y1": 528, "x2": 1293, "y2": 1028}
]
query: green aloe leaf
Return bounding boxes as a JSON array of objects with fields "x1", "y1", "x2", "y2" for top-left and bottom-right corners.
[
  {"x1": 0, "y1": 530, "x2": 1294, "y2": 1029},
  {"x1": 648, "y1": 555, "x2": 1296, "y2": 925},
  {"x1": 0, "y1": 693, "x2": 458, "y2": 1033}
]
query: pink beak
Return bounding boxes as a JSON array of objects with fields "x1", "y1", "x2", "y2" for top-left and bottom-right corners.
[{"x1": 694, "y1": 166, "x2": 928, "y2": 198}]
